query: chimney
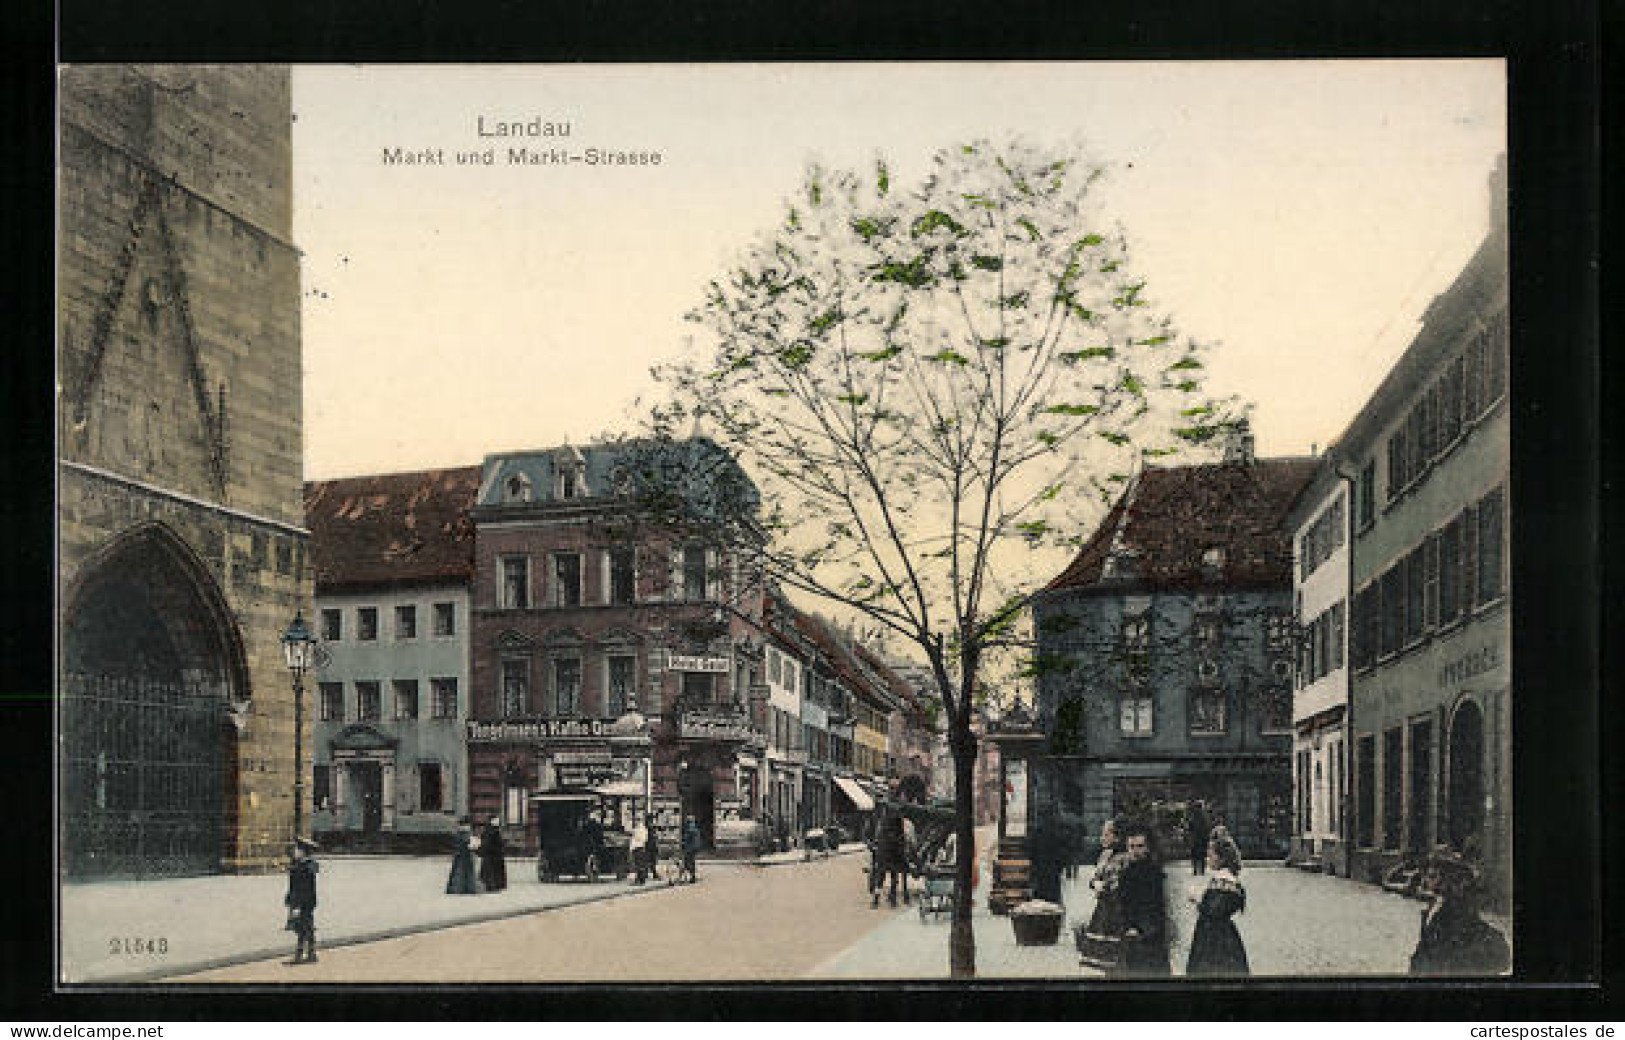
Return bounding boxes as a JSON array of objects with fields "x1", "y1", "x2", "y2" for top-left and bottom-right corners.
[{"x1": 1222, "y1": 417, "x2": 1255, "y2": 465}]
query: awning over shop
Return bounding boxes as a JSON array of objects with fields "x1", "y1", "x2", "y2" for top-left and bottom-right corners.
[{"x1": 834, "y1": 776, "x2": 875, "y2": 812}]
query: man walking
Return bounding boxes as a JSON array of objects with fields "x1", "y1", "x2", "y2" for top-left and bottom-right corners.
[{"x1": 283, "y1": 837, "x2": 320, "y2": 965}]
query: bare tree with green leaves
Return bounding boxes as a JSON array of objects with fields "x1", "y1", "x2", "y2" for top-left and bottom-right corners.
[{"x1": 648, "y1": 139, "x2": 1241, "y2": 977}]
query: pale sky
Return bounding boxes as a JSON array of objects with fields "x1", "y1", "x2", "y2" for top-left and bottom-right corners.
[{"x1": 292, "y1": 61, "x2": 1505, "y2": 481}]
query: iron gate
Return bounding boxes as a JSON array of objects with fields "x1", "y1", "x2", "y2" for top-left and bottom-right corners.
[{"x1": 62, "y1": 670, "x2": 226, "y2": 878}]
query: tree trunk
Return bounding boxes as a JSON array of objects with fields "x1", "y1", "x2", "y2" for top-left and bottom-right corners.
[{"x1": 949, "y1": 716, "x2": 977, "y2": 978}]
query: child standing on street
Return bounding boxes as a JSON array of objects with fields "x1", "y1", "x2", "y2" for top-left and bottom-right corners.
[{"x1": 284, "y1": 837, "x2": 320, "y2": 965}]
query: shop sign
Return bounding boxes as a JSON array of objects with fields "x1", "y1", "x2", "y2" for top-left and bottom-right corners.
[
  {"x1": 467, "y1": 718, "x2": 610, "y2": 743},
  {"x1": 668, "y1": 653, "x2": 731, "y2": 673},
  {"x1": 679, "y1": 710, "x2": 754, "y2": 743},
  {"x1": 1439, "y1": 644, "x2": 1502, "y2": 688}
]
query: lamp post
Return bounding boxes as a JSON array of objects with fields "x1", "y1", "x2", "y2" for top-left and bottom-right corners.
[{"x1": 281, "y1": 611, "x2": 316, "y2": 841}]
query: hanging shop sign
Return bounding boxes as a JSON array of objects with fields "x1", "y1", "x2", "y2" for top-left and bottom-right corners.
[{"x1": 667, "y1": 653, "x2": 731, "y2": 673}]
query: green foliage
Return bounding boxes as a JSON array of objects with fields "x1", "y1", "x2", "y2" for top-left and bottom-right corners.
[
  {"x1": 1044, "y1": 403, "x2": 1100, "y2": 416},
  {"x1": 911, "y1": 210, "x2": 967, "y2": 239},
  {"x1": 1060, "y1": 347, "x2": 1114, "y2": 364},
  {"x1": 929, "y1": 349, "x2": 970, "y2": 366},
  {"x1": 860, "y1": 346, "x2": 903, "y2": 362},
  {"x1": 870, "y1": 256, "x2": 936, "y2": 288},
  {"x1": 970, "y1": 254, "x2": 1004, "y2": 272}
]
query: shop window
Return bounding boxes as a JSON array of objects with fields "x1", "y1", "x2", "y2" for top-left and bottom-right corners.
[
  {"x1": 395, "y1": 604, "x2": 417, "y2": 640},
  {"x1": 503, "y1": 781, "x2": 528, "y2": 827},
  {"x1": 321, "y1": 608, "x2": 342, "y2": 642},
  {"x1": 319, "y1": 682, "x2": 344, "y2": 721},
  {"x1": 433, "y1": 602, "x2": 456, "y2": 637},
  {"x1": 358, "y1": 607, "x2": 378, "y2": 641},
  {"x1": 356, "y1": 681, "x2": 381, "y2": 722},
  {"x1": 419, "y1": 763, "x2": 443, "y2": 812},
  {"x1": 394, "y1": 679, "x2": 418, "y2": 720},
  {"x1": 431, "y1": 678, "x2": 458, "y2": 719}
]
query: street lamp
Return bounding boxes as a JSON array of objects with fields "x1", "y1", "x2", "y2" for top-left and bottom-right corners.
[{"x1": 281, "y1": 611, "x2": 316, "y2": 841}]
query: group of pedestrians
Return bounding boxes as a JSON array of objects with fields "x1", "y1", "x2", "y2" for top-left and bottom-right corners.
[
  {"x1": 1076, "y1": 809, "x2": 1508, "y2": 977},
  {"x1": 445, "y1": 817, "x2": 508, "y2": 895}
]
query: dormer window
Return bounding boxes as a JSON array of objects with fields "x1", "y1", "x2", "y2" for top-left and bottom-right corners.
[
  {"x1": 503, "y1": 473, "x2": 533, "y2": 504},
  {"x1": 556, "y1": 444, "x2": 588, "y2": 499},
  {"x1": 559, "y1": 466, "x2": 585, "y2": 499}
]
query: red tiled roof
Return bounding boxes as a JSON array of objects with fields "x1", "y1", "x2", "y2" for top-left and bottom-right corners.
[
  {"x1": 1044, "y1": 457, "x2": 1317, "y2": 593},
  {"x1": 304, "y1": 466, "x2": 481, "y2": 591}
]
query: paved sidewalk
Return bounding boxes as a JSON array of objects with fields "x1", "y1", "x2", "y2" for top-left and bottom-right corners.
[
  {"x1": 66, "y1": 855, "x2": 657, "y2": 984},
  {"x1": 813, "y1": 849, "x2": 1509, "y2": 978},
  {"x1": 64, "y1": 843, "x2": 872, "y2": 984}
]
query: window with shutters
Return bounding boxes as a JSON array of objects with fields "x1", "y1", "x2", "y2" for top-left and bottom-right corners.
[{"x1": 1476, "y1": 486, "x2": 1505, "y2": 606}]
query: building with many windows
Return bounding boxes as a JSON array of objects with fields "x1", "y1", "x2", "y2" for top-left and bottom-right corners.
[
  {"x1": 1286, "y1": 466, "x2": 1352, "y2": 874},
  {"x1": 304, "y1": 467, "x2": 479, "y2": 852},
  {"x1": 1336, "y1": 160, "x2": 1509, "y2": 911},
  {"x1": 465, "y1": 439, "x2": 768, "y2": 855},
  {"x1": 1029, "y1": 432, "x2": 1314, "y2": 897}
]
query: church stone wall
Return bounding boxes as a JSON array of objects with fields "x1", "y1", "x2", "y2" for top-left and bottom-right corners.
[{"x1": 58, "y1": 64, "x2": 310, "y2": 873}]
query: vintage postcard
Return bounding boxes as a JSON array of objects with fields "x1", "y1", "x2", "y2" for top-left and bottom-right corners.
[{"x1": 56, "y1": 61, "x2": 1519, "y2": 989}]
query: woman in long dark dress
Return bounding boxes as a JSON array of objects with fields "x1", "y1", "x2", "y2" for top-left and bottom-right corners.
[
  {"x1": 446, "y1": 820, "x2": 477, "y2": 894},
  {"x1": 1076, "y1": 817, "x2": 1128, "y2": 971},
  {"x1": 1185, "y1": 829, "x2": 1250, "y2": 976},
  {"x1": 478, "y1": 817, "x2": 508, "y2": 892}
]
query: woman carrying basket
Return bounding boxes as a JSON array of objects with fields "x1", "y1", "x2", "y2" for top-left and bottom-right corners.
[{"x1": 1076, "y1": 817, "x2": 1128, "y2": 971}]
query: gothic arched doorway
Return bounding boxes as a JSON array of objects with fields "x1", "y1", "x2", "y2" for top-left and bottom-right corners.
[
  {"x1": 1446, "y1": 699, "x2": 1486, "y2": 853},
  {"x1": 61, "y1": 524, "x2": 245, "y2": 878}
]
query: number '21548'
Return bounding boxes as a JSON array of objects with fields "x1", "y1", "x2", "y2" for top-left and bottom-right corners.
[{"x1": 109, "y1": 937, "x2": 168, "y2": 955}]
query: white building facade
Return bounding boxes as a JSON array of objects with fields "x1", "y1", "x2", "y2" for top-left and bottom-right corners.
[{"x1": 1288, "y1": 472, "x2": 1352, "y2": 874}]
